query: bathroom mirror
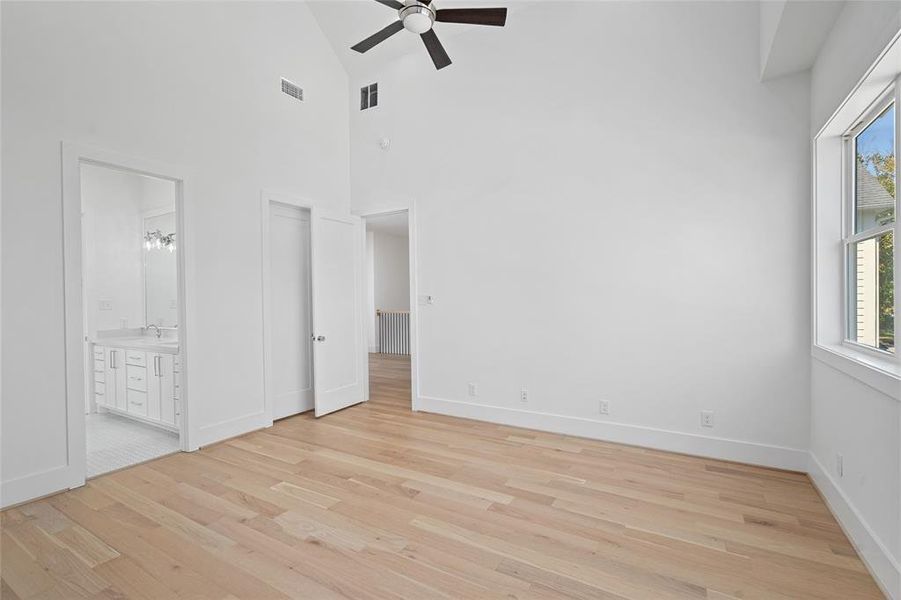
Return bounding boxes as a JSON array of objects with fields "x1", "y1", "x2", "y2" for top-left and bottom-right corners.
[{"x1": 143, "y1": 210, "x2": 178, "y2": 327}]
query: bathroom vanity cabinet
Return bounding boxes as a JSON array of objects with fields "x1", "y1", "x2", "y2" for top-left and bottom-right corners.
[{"x1": 92, "y1": 341, "x2": 180, "y2": 432}]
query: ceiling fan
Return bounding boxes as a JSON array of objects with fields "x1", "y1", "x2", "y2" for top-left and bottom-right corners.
[{"x1": 351, "y1": 0, "x2": 507, "y2": 70}]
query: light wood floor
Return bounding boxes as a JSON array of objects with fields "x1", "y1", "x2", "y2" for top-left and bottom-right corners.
[{"x1": 1, "y1": 354, "x2": 883, "y2": 599}]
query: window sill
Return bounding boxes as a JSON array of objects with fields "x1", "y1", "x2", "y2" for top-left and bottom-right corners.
[{"x1": 812, "y1": 343, "x2": 901, "y2": 400}]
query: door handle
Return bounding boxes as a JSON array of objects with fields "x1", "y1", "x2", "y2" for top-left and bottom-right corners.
[{"x1": 312, "y1": 335, "x2": 326, "y2": 342}]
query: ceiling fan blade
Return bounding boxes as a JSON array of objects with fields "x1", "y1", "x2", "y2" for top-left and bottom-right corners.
[
  {"x1": 435, "y1": 7, "x2": 507, "y2": 26},
  {"x1": 421, "y1": 29, "x2": 451, "y2": 70},
  {"x1": 351, "y1": 20, "x2": 405, "y2": 53},
  {"x1": 375, "y1": 0, "x2": 404, "y2": 9}
]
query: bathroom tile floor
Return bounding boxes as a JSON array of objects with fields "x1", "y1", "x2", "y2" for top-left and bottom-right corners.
[{"x1": 86, "y1": 412, "x2": 179, "y2": 478}]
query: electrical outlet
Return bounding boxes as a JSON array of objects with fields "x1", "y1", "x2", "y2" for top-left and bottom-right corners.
[
  {"x1": 467, "y1": 382, "x2": 478, "y2": 397},
  {"x1": 599, "y1": 400, "x2": 610, "y2": 415},
  {"x1": 520, "y1": 389, "x2": 528, "y2": 403},
  {"x1": 98, "y1": 300, "x2": 112, "y2": 311},
  {"x1": 836, "y1": 453, "x2": 844, "y2": 477},
  {"x1": 700, "y1": 410, "x2": 714, "y2": 428}
]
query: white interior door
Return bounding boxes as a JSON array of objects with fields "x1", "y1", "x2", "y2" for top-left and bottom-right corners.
[
  {"x1": 270, "y1": 203, "x2": 313, "y2": 419},
  {"x1": 310, "y1": 208, "x2": 366, "y2": 416}
]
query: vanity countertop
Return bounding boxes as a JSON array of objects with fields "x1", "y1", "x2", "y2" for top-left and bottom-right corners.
[{"x1": 93, "y1": 336, "x2": 179, "y2": 354}]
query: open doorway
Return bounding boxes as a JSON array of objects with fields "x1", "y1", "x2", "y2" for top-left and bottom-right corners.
[
  {"x1": 80, "y1": 162, "x2": 182, "y2": 477},
  {"x1": 363, "y1": 211, "x2": 413, "y2": 410}
]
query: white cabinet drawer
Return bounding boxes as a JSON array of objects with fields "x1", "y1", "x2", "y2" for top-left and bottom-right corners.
[
  {"x1": 126, "y1": 365, "x2": 147, "y2": 391},
  {"x1": 94, "y1": 371, "x2": 104, "y2": 383},
  {"x1": 93, "y1": 347, "x2": 104, "y2": 359},
  {"x1": 93, "y1": 359, "x2": 105, "y2": 373},
  {"x1": 94, "y1": 382, "x2": 105, "y2": 395},
  {"x1": 126, "y1": 389, "x2": 148, "y2": 416},
  {"x1": 95, "y1": 393, "x2": 106, "y2": 406},
  {"x1": 125, "y1": 351, "x2": 146, "y2": 367}
]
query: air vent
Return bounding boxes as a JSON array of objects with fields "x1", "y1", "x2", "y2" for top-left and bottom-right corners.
[
  {"x1": 360, "y1": 82, "x2": 377, "y2": 110},
  {"x1": 281, "y1": 78, "x2": 304, "y2": 102}
]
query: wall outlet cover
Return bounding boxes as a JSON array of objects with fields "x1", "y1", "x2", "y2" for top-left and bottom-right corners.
[
  {"x1": 467, "y1": 382, "x2": 478, "y2": 397},
  {"x1": 520, "y1": 389, "x2": 528, "y2": 403},
  {"x1": 599, "y1": 400, "x2": 610, "y2": 415},
  {"x1": 700, "y1": 410, "x2": 714, "y2": 428}
]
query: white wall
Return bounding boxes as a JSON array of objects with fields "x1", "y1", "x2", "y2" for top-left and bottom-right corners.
[
  {"x1": 81, "y1": 165, "x2": 178, "y2": 337},
  {"x1": 81, "y1": 164, "x2": 147, "y2": 336},
  {"x1": 1, "y1": 1, "x2": 349, "y2": 505},
  {"x1": 364, "y1": 229, "x2": 410, "y2": 351},
  {"x1": 809, "y1": 3, "x2": 901, "y2": 597},
  {"x1": 811, "y1": 1, "x2": 901, "y2": 134},
  {"x1": 350, "y1": 1, "x2": 812, "y2": 469},
  {"x1": 373, "y1": 231, "x2": 410, "y2": 312}
]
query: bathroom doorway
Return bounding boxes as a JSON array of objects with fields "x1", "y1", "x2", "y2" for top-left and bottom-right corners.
[
  {"x1": 80, "y1": 162, "x2": 182, "y2": 477},
  {"x1": 60, "y1": 143, "x2": 193, "y2": 490}
]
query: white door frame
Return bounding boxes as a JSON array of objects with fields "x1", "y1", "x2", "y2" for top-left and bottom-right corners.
[
  {"x1": 260, "y1": 189, "x2": 314, "y2": 425},
  {"x1": 62, "y1": 142, "x2": 197, "y2": 491},
  {"x1": 357, "y1": 204, "x2": 420, "y2": 411}
]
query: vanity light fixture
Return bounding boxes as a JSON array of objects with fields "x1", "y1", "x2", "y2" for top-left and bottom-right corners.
[{"x1": 144, "y1": 229, "x2": 176, "y2": 252}]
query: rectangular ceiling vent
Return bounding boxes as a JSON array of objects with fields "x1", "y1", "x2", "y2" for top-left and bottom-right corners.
[{"x1": 281, "y1": 78, "x2": 304, "y2": 102}]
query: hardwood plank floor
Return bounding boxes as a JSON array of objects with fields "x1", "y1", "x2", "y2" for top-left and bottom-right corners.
[{"x1": 1, "y1": 354, "x2": 883, "y2": 599}]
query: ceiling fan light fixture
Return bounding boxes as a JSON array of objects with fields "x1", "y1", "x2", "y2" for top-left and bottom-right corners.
[
  {"x1": 400, "y1": 4, "x2": 434, "y2": 34},
  {"x1": 351, "y1": 0, "x2": 507, "y2": 71}
]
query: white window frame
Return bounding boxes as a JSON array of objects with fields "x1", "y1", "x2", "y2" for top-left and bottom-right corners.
[
  {"x1": 841, "y1": 87, "x2": 897, "y2": 358},
  {"x1": 812, "y1": 42, "x2": 901, "y2": 400}
]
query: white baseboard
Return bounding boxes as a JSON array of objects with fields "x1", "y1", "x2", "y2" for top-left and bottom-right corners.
[
  {"x1": 1, "y1": 465, "x2": 74, "y2": 509},
  {"x1": 417, "y1": 396, "x2": 808, "y2": 471},
  {"x1": 196, "y1": 411, "x2": 270, "y2": 448},
  {"x1": 808, "y1": 452, "x2": 900, "y2": 600}
]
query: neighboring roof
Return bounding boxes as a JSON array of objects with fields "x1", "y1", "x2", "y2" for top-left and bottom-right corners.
[{"x1": 856, "y1": 159, "x2": 895, "y2": 210}]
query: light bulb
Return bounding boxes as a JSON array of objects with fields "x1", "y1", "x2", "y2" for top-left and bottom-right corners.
[{"x1": 403, "y1": 11, "x2": 432, "y2": 33}]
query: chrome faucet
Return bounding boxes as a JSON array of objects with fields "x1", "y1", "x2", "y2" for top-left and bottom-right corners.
[{"x1": 146, "y1": 324, "x2": 162, "y2": 339}]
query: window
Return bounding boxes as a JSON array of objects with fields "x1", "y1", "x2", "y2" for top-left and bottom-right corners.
[
  {"x1": 360, "y1": 83, "x2": 378, "y2": 110},
  {"x1": 845, "y1": 98, "x2": 895, "y2": 353}
]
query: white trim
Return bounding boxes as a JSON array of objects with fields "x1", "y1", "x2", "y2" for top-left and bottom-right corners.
[
  {"x1": 196, "y1": 411, "x2": 269, "y2": 448},
  {"x1": 260, "y1": 189, "x2": 315, "y2": 425},
  {"x1": 808, "y1": 452, "x2": 900, "y2": 600},
  {"x1": 356, "y1": 205, "x2": 420, "y2": 411},
  {"x1": 812, "y1": 345, "x2": 900, "y2": 400},
  {"x1": 54, "y1": 142, "x2": 196, "y2": 509},
  {"x1": 418, "y1": 396, "x2": 808, "y2": 472},
  {"x1": 0, "y1": 466, "x2": 72, "y2": 509}
]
